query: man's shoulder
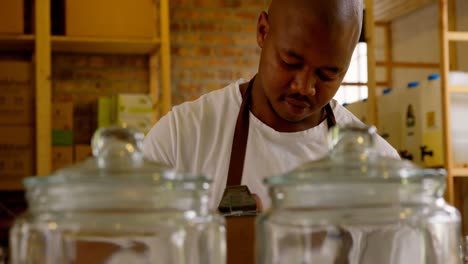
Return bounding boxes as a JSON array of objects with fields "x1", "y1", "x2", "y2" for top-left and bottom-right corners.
[
  {"x1": 329, "y1": 99, "x2": 400, "y2": 158},
  {"x1": 329, "y1": 99, "x2": 362, "y2": 124},
  {"x1": 170, "y1": 80, "x2": 244, "y2": 118}
]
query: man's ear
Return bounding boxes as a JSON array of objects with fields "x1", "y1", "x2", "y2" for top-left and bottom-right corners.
[{"x1": 257, "y1": 11, "x2": 269, "y2": 49}]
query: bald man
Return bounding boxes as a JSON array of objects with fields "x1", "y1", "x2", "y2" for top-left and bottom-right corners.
[{"x1": 144, "y1": 0, "x2": 399, "y2": 210}]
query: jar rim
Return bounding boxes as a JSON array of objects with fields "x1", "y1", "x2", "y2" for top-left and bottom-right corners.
[
  {"x1": 24, "y1": 170, "x2": 211, "y2": 189},
  {"x1": 265, "y1": 168, "x2": 446, "y2": 187}
]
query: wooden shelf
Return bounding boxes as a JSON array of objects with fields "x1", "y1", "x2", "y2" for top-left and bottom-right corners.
[
  {"x1": 0, "y1": 34, "x2": 34, "y2": 51},
  {"x1": 453, "y1": 167, "x2": 468, "y2": 177},
  {"x1": 449, "y1": 85, "x2": 468, "y2": 93},
  {"x1": 374, "y1": 0, "x2": 435, "y2": 22},
  {"x1": 51, "y1": 36, "x2": 161, "y2": 55},
  {"x1": 447, "y1": 31, "x2": 468, "y2": 42},
  {"x1": 0, "y1": 181, "x2": 24, "y2": 191}
]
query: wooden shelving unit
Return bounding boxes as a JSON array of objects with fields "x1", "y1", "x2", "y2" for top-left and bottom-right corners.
[
  {"x1": 439, "y1": 0, "x2": 468, "y2": 207},
  {"x1": 0, "y1": 34, "x2": 34, "y2": 51},
  {"x1": 367, "y1": 0, "x2": 468, "y2": 231},
  {"x1": 0, "y1": 0, "x2": 172, "y2": 179},
  {"x1": 453, "y1": 168, "x2": 468, "y2": 177}
]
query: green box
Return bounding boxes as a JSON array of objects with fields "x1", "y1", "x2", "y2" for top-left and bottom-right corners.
[{"x1": 52, "y1": 129, "x2": 74, "y2": 146}]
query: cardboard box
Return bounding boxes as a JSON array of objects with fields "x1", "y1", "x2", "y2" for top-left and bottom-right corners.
[
  {"x1": 52, "y1": 146, "x2": 74, "y2": 171},
  {"x1": 0, "y1": 82, "x2": 34, "y2": 125},
  {"x1": 118, "y1": 114, "x2": 153, "y2": 134},
  {"x1": 0, "y1": 126, "x2": 34, "y2": 181},
  {"x1": 52, "y1": 129, "x2": 74, "y2": 146},
  {"x1": 0, "y1": 0, "x2": 24, "y2": 34},
  {"x1": 74, "y1": 144, "x2": 92, "y2": 162},
  {"x1": 116, "y1": 94, "x2": 153, "y2": 116},
  {"x1": 65, "y1": 0, "x2": 156, "y2": 38},
  {"x1": 52, "y1": 96, "x2": 74, "y2": 130},
  {"x1": 98, "y1": 97, "x2": 113, "y2": 128},
  {"x1": 74, "y1": 102, "x2": 97, "y2": 145},
  {"x1": 115, "y1": 94, "x2": 154, "y2": 134},
  {"x1": 0, "y1": 60, "x2": 31, "y2": 82}
]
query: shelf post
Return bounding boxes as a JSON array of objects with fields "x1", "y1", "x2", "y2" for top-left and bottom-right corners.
[
  {"x1": 439, "y1": 0, "x2": 455, "y2": 205},
  {"x1": 35, "y1": 0, "x2": 52, "y2": 176},
  {"x1": 365, "y1": 0, "x2": 378, "y2": 126},
  {"x1": 160, "y1": 0, "x2": 172, "y2": 116}
]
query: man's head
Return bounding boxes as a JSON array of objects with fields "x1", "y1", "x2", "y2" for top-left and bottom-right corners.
[{"x1": 254, "y1": 0, "x2": 363, "y2": 129}]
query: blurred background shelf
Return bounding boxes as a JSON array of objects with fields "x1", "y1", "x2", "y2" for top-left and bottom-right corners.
[
  {"x1": 51, "y1": 36, "x2": 161, "y2": 55},
  {"x1": 450, "y1": 86, "x2": 468, "y2": 93},
  {"x1": 454, "y1": 168, "x2": 468, "y2": 177},
  {"x1": 0, "y1": 182, "x2": 24, "y2": 191},
  {"x1": 0, "y1": 35, "x2": 34, "y2": 51}
]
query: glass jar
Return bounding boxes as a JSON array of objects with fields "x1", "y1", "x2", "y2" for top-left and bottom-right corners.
[
  {"x1": 10, "y1": 127, "x2": 225, "y2": 264},
  {"x1": 257, "y1": 125, "x2": 461, "y2": 264}
]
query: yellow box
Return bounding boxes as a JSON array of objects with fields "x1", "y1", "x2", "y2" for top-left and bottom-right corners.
[
  {"x1": 52, "y1": 96, "x2": 74, "y2": 130},
  {"x1": 52, "y1": 146, "x2": 74, "y2": 171},
  {"x1": 0, "y1": 126, "x2": 34, "y2": 181},
  {"x1": 74, "y1": 144, "x2": 92, "y2": 162},
  {"x1": 118, "y1": 114, "x2": 153, "y2": 134},
  {"x1": 0, "y1": 0, "x2": 24, "y2": 34},
  {"x1": 0, "y1": 82, "x2": 33, "y2": 125},
  {"x1": 116, "y1": 94, "x2": 153, "y2": 115},
  {"x1": 65, "y1": 0, "x2": 156, "y2": 38},
  {"x1": 0, "y1": 60, "x2": 31, "y2": 82}
]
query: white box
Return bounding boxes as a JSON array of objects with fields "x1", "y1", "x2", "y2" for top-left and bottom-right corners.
[
  {"x1": 345, "y1": 100, "x2": 368, "y2": 124},
  {"x1": 377, "y1": 89, "x2": 402, "y2": 152}
]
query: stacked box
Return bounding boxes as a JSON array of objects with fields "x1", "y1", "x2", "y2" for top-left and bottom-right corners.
[
  {"x1": 377, "y1": 89, "x2": 403, "y2": 153},
  {"x1": 74, "y1": 102, "x2": 97, "y2": 144},
  {"x1": 0, "y1": 127, "x2": 34, "y2": 188},
  {"x1": 52, "y1": 146, "x2": 74, "y2": 171},
  {"x1": 65, "y1": 0, "x2": 155, "y2": 38},
  {"x1": 344, "y1": 99, "x2": 368, "y2": 124},
  {"x1": 0, "y1": 61, "x2": 33, "y2": 125},
  {"x1": 74, "y1": 144, "x2": 92, "y2": 162},
  {"x1": 0, "y1": 60, "x2": 34, "y2": 186},
  {"x1": 97, "y1": 97, "x2": 113, "y2": 129},
  {"x1": 0, "y1": 0, "x2": 24, "y2": 34},
  {"x1": 98, "y1": 94, "x2": 154, "y2": 134},
  {"x1": 51, "y1": 96, "x2": 74, "y2": 171},
  {"x1": 115, "y1": 94, "x2": 154, "y2": 134}
]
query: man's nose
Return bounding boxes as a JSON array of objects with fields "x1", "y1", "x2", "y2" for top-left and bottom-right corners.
[{"x1": 292, "y1": 70, "x2": 316, "y2": 96}]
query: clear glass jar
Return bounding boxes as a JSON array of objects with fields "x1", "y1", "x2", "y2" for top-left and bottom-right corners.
[
  {"x1": 10, "y1": 127, "x2": 226, "y2": 264},
  {"x1": 257, "y1": 125, "x2": 461, "y2": 264}
]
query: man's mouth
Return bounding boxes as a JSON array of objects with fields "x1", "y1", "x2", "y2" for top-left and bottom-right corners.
[{"x1": 285, "y1": 97, "x2": 310, "y2": 108}]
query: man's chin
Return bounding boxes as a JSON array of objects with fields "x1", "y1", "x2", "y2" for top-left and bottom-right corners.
[{"x1": 278, "y1": 112, "x2": 308, "y2": 123}]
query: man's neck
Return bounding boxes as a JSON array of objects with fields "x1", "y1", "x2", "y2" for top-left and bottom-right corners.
[{"x1": 239, "y1": 79, "x2": 327, "y2": 133}]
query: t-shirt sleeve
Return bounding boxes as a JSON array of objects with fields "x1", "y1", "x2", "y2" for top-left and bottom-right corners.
[
  {"x1": 143, "y1": 112, "x2": 177, "y2": 167},
  {"x1": 374, "y1": 134, "x2": 401, "y2": 159},
  {"x1": 331, "y1": 101, "x2": 401, "y2": 159}
]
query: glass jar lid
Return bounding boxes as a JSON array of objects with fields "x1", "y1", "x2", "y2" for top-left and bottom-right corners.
[
  {"x1": 24, "y1": 126, "x2": 210, "y2": 211},
  {"x1": 266, "y1": 124, "x2": 445, "y2": 188}
]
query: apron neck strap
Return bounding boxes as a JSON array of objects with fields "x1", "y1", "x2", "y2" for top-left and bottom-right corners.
[{"x1": 225, "y1": 77, "x2": 336, "y2": 187}]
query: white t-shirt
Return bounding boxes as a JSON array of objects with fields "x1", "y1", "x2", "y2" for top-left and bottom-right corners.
[{"x1": 143, "y1": 79, "x2": 400, "y2": 209}]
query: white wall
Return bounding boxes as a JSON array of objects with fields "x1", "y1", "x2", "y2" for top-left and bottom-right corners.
[
  {"x1": 388, "y1": 0, "x2": 468, "y2": 91},
  {"x1": 391, "y1": 3, "x2": 439, "y2": 92},
  {"x1": 457, "y1": 0, "x2": 468, "y2": 71}
]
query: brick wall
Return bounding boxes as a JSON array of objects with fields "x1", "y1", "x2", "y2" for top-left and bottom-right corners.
[
  {"x1": 51, "y1": 1, "x2": 269, "y2": 108},
  {"x1": 53, "y1": 53, "x2": 149, "y2": 100},
  {"x1": 170, "y1": 0, "x2": 268, "y2": 105}
]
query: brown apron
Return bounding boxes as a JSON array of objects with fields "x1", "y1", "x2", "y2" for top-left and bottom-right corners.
[{"x1": 222, "y1": 77, "x2": 337, "y2": 264}]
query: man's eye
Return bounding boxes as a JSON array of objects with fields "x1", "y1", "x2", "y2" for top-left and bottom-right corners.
[
  {"x1": 281, "y1": 60, "x2": 302, "y2": 69},
  {"x1": 317, "y1": 71, "x2": 335, "y2": 81}
]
